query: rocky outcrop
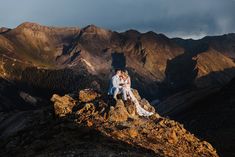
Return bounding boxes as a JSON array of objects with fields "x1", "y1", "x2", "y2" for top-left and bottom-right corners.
[
  {"x1": 108, "y1": 99, "x2": 130, "y2": 122},
  {"x1": 51, "y1": 89, "x2": 218, "y2": 157},
  {"x1": 51, "y1": 94, "x2": 77, "y2": 117},
  {"x1": 0, "y1": 80, "x2": 156, "y2": 157},
  {"x1": 78, "y1": 89, "x2": 101, "y2": 102}
]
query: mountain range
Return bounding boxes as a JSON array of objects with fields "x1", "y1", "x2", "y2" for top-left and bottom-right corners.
[{"x1": 1, "y1": 22, "x2": 235, "y2": 156}]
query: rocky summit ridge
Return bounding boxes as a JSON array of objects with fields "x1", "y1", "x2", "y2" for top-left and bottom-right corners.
[{"x1": 49, "y1": 89, "x2": 218, "y2": 157}]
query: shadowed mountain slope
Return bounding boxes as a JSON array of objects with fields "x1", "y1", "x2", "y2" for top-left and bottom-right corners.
[{"x1": 172, "y1": 78, "x2": 235, "y2": 157}]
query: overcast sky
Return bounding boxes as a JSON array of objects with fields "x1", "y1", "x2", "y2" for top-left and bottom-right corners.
[{"x1": 1, "y1": 0, "x2": 235, "y2": 39}]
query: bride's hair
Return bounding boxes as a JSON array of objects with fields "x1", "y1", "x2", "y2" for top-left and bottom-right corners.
[{"x1": 121, "y1": 70, "x2": 129, "y2": 79}]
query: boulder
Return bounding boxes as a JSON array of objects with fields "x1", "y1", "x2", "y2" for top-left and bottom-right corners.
[
  {"x1": 124, "y1": 99, "x2": 136, "y2": 117},
  {"x1": 51, "y1": 94, "x2": 77, "y2": 117},
  {"x1": 167, "y1": 130, "x2": 178, "y2": 144},
  {"x1": 108, "y1": 100, "x2": 129, "y2": 122},
  {"x1": 19, "y1": 91, "x2": 37, "y2": 105},
  {"x1": 128, "y1": 127, "x2": 138, "y2": 138},
  {"x1": 79, "y1": 89, "x2": 100, "y2": 103}
]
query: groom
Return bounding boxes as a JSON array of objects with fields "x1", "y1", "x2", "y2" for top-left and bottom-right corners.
[{"x1": 108, "y1": 69, "x2": 127, "y2": 101}]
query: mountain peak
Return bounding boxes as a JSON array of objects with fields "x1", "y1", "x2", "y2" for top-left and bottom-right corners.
[
  {"x1": 82, "y1": 24, "x2": 111, "y2": 34},
  {"x1": 15, "y1": 22, "x2": 80, "y2": 32},
  {"x1": 122, "y1": 29, "x2": 141, "y2": 38},
  {"x1": 16, "y1": 22, "x2": 43, "y2": 29},
  {"x1": 80, "y1": 24, "x2": 112, "y2": 40},
  {"x1": 83, "y1": 24, "x2": 99, "y2": 29},
  {"x1": 125, "y1": 29, "x2": 141, "y2": 34}
]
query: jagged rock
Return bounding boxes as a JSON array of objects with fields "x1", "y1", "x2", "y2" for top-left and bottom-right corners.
[
  {"x1": 51, "y1": 94, "x2": 77, "y2": 117},
  {"x1": 125, "y1": 100, "x2": 136, "y2": 117},
  {"x1": 75, "y1": 103, "x2": 98, "y2": 124},
  {"x1": 79, "y1": 89, "x2": 100, "y2": 103},
  {"x1": 50, "y1": 90, "x2": 219, "y2": 157},
  {"x1": 167, "y1": 130, "x2": 178, "y2": 144},
  {"x1": 108, "y1": 100, "x2": 129, "y2": 122},
  {"x1": 128, "y1": 127, "x2": 138, "y2": 138}
]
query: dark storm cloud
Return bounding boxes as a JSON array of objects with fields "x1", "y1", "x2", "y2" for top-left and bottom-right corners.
[{"x1": 0, "y1": 0, "x2": 235, "y2": 39}]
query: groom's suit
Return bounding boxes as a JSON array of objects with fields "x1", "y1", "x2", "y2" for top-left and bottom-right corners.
[{"x1": 108, "y1": 74, "x2": 127, "y2": 100}]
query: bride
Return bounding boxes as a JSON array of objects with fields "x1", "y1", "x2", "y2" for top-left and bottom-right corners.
[{"x1": 121, "y1": 70, "x2": 154, "y2": 117}]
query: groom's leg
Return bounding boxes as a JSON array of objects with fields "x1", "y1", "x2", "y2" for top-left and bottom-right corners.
[
  {"x1": 113, "y1": 87, "x2": 119, "y2": 100},
  {"x1": 122, "y1": 88, "x2": 127, "y2": 101}
]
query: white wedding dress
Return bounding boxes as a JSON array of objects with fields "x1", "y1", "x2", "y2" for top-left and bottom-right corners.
[{"x1": 123, "y1": 77, "x2": 154, "y2": 117}]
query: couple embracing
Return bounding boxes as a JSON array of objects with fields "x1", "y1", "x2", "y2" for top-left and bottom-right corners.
[{"x1": 108, "y1": 69, "x2": 154, "y2": 117}]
